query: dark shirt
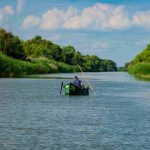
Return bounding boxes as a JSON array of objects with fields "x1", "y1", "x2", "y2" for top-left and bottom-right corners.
[{"x1": 73, "y1": 79, "x2": 82, "y2": 87}]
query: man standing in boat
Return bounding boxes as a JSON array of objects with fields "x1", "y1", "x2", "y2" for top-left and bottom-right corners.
[{"x1": 73, "y1": 76, "x2": 83, "y2": 87}]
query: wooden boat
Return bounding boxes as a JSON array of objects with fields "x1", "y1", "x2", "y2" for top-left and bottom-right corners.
[
  {"x1": 63, "y1": 83, "x2": 89, "y2": 96},
  {"x1": 60, "y1": 65, "x2": 95, "y2": 96}
]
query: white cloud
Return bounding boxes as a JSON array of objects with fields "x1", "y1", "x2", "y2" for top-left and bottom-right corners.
[
  {"x1": 0, "y1": 5, "x2": 14, "y2": 22},
  {"x1": 22, "y1": 3, "x2": 150, "y2": 31},
  {"x1": 133, "y1": 10, "x2": 150, "y2": 28},
  {"x1": 0, "y1": 0, "x2": 25, "y2": 23},
  {"x1": 40, "y1": 8, "x2": 64, "y2": 30},
  {"x1": 16, "y1": 0, "x2": 25, "y2": 13},
  {"x1": 64, "y1": 4, "x2": 130, "y2": 30},
  {"x1": 3, "y1": 5, "x2": 14, "y2": 15},
  {"x1": 40, "y1": 7, "x2": 77, "y2": 30},
  {"x1": 22, "y1": 15, "x2": 40, "y2": 28},
  {"x1": 23, "y1": 3, "x2": 131, "y2": 30}
]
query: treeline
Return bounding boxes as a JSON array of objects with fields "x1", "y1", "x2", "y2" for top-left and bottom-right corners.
[
  {"x1": 127, "y1": 44, "x2": 150, "y2": 80},
  {"x1": 22, "y1": 34, "x2": 117, "y2": 72},
  {"x1": 0, "y1": 28, "x2": 117, "y2": 77}
]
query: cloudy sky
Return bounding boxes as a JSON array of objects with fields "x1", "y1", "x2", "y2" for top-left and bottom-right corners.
[{"x1": 0, "y1": 0, "x2": 150, "y2": 66}]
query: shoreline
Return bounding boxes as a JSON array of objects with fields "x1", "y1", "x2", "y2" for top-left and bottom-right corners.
[{"x1": 134, "y1": 74, "x2": 150, "y2": 81}]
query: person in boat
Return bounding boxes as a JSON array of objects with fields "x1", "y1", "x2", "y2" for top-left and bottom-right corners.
[{"x1": 73, "y1": 76, "x2": 83, "y2": 87}]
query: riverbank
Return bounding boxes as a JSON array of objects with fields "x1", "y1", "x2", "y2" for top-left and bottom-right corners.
[
  {"x1": 0, "y1": 52, "x2": 77, "y2": 77},
  {"x1": 0, "y1": 28, "x2": 117, "y2": 78},
  {"x1": 126, "y1": 43, "x2": 150, "y2": 81},
  {"x1": 128, "y1": 62, "x2": 150, "y2": 81}
]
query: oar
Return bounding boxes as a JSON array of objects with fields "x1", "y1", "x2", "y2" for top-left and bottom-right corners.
[
  {"x1": 60, "y1": 81, "x2": 63, "y2": 95},
  {"x1": 77, "y1": 64, "x2": 96, "y2": 96}
]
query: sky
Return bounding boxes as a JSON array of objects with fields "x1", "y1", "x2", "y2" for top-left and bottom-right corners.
[{"x1": 1, "y1": 0, "x2": 150, "y2": 66}]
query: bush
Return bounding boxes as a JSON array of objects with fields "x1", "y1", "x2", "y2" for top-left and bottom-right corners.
[
  {"x1": 0, "y1": 52, "x2": 50, "y2": 77},
  {"x1": 0, "y1": 53, "x2": 79, "y2": 77},
  {"x1": 58, "y1": 62, "x2": 78, "y2": 73},
  {"x1": 128, "y1": 63, "x2": 150, "y2": 75}
]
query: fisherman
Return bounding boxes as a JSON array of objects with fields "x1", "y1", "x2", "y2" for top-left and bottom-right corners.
[{"x1": 73, "y1": 76, "x2": 83, "y2": 87}]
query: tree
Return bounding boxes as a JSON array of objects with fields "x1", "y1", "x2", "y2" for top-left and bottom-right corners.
[
  {"x1": 44, "y1": 44, "x2": 63, "y2": 61},
  {"x1": 83, "y1": 55, "x2": 102, "y2": 71},
  {"x1": 62, "y1": 45, "x2": 76, "y2": 65},
  {"x1": 101, "y1": 59, "x2": 117, "y2": 71},
  {"x1": 72, "y1": 52, "x2": 84, "y2": 66},
  {"x1": 0, "y1": 28, "x2": 25, "y2": 59}
]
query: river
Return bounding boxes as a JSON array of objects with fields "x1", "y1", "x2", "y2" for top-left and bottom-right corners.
[{"x1": 0, "y1": 72, "x2": 150, "y2": 150}]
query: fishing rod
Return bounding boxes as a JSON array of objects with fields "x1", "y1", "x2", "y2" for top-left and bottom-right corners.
[
  {"x1": 77, "y1": 64, "x2": 96, "y2": 96},
  {"x1": 60, "y1": 81, "x2": 63, "y2": 95}
]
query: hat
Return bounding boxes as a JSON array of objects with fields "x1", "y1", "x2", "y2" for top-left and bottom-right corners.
[{"x1": 74, "y1": 76, "x2": 78, "y2": 79}]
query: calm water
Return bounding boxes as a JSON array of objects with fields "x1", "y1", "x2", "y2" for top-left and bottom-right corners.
[{"x1": 0, "y1": 72, "x2": 150, "y2": 150}]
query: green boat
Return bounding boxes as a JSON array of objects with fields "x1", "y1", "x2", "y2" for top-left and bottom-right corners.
[{"x1": 61, "y1": 82, "x2": 89, "y2": 96}]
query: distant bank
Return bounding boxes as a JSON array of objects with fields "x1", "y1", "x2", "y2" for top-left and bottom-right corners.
[{"x1": 0, "y1": 28, "x2": 117, "y2": 77}]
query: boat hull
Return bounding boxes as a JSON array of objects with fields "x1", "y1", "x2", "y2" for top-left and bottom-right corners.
[{"x1": 64, "y1": 83, "x2": 89, "y2": 96}]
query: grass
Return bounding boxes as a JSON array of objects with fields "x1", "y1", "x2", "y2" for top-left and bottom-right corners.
[
  {"x1": 0, "y1": 52, "x2": 50, "y2": 77},
  {"x1": 29, "y1": 56, "x2": 78, "y2": 73},
  {"x1": 128, "y1": 62, "x2": 150, "y2": 80},
  {"x1": 0, "y1": 52, "x2": 78, "y2": 77},
  {"x1": 128, "y1": 62, "x2": 150, "y2": 75}
]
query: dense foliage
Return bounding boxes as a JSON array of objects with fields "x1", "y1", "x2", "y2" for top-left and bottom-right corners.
[
  {"x1": 0, "y1": 52, "x2": 49, "y2": 77},
  {"x1": 0, "y1": 52, "x2": 78, "y2": 77},
  {"x1": 0, "y1": 28, "x2": 117, "y2": 77},
  {"x1": 128, "y1": 44, "x2": 150, "y2": 79},
  {"x1": 22, "y1": 35, "x2": 117, "y2": 72},
  {"x1": 0, "y1": 28, "x2": 25, "y2": 59}
]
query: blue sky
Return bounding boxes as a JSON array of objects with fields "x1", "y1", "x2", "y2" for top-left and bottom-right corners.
[{"x1": 1, "y1": 0, "x2": 150, "y2": 66}]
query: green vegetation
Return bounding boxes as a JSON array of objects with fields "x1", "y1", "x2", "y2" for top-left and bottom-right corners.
[
  {"x1": 0, "y1": 28, "x2": 25, "y2": 59},
  {"x1": 0, "y1": 52, "x2": 78, "y2": 77},
  {"x1": 0, "y1": 52, "x2": 50, "y2": 77},
  {"x1": 128, "y1": 44, "x2": 150, "y2": 80},
  {"x1": 117, "y1": 67, "x2": 128, "y2": 72},
  {"x1": 0, "y1": 28, "x2": 117, "y2": 77}
]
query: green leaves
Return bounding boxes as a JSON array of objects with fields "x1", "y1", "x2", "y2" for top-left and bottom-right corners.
[
  {"x1": 0, "y1": 28, "x2": 25, "y2": 59},
  {"x1": 0, "y1": 52, "x2": 49, "y2": 77},
  {"x1": 128, "y1": 43, "x2": 150, "y2": 79},
  {"x1": 128, "y1": 63, "x2": 150, "y2": 75},
  {"x1": 83, "y1": 55, "x2": 117, "y2": 72},
  {"x1": 0, "y1": 28, "x2": 117, "y2": 77}
]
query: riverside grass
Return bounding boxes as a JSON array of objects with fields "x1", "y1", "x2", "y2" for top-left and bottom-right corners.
[
  {"x1": 0, "y1": 52, "x2": 77, "y2": 77},
  {"x1": 128, "y1": 62, "x2": 150, "y2": 80}
]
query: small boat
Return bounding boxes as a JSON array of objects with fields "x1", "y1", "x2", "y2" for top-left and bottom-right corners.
[
  {"x1": 60, "y1": 65, "x2": 96, "y2": 96},
  {"x1": 61, "y1": 82, "x2": 89, "y2": 96}
]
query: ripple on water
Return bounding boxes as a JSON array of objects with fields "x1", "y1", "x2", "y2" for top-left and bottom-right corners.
[{"x1": 0, "y1": 73, "x2": 150, "y2": 149}]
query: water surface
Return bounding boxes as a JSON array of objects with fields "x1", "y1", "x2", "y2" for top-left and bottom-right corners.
[{"x1": 0, "y1": 72, "x2": 150, "y2": 150}]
